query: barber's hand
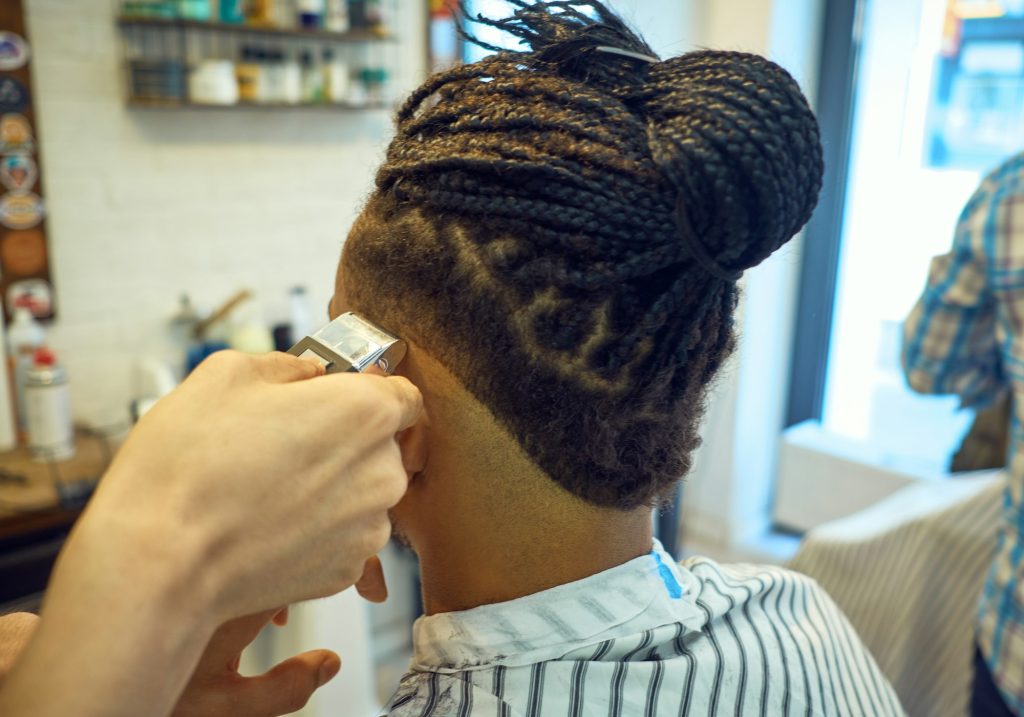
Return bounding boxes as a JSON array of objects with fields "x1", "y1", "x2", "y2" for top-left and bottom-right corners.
[
  {"x1": 77, "y1": 350, "x2": 424, "y2": 624},
  {"x1": 0, "y1": 613, "x2": 38, "y2": 684},
  {"x1": 170, "y1": 609, "x2": 339, "y2": 717}
]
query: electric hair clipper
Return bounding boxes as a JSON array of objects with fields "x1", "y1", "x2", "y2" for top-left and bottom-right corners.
[{"x1": 288, "y1": 312, "x2": 406, "y2": 375}]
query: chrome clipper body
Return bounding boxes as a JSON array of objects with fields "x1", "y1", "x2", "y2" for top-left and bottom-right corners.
[{"x1": 288, "y1": 312, "x2": 406, "y2": 375}]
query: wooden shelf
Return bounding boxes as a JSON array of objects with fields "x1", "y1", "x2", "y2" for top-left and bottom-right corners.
[
  {"x1": 116, "y1": 15, "x2": 392, "y2": 42},
  {"x1": 126, "y1": 98, "x2": 392, "y2": 111}
]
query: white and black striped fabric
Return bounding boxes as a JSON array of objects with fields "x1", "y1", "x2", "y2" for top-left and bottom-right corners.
[
  {"x1": 790, "y1": 473, "x2": 1004, "y2": 716},
  {"x1": 382, "y1": 541, "x2": 904, "y2": 716}
]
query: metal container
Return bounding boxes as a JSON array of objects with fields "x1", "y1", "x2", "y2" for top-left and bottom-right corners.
[{"x1": 24, "y1": 352, "x2": 74, "y2": 461}]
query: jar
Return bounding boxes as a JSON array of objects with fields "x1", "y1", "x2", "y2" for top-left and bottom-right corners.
[{"x1": 189, "y1": 60, "x2": 240, "y2": 105}]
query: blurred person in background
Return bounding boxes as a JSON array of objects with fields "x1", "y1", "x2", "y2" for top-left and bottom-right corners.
[{"x1": 904, "y1": 150, "x2": 1024, "y2": 716}]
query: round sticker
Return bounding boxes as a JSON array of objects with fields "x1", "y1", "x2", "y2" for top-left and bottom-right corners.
[
  {"x1": 0, "y1": 228, "x2": 46, "y2": 275},
  {"x1": 0, "y1": 114, "x2": 33, "y2": 154},
  {"x1": 0, "y1": 77, "x2": 28, "y2": 114},
  {"x1": 0, "y1": 155, "x2": 36, "y2": 191},
  {"x1": 0, "y1": 191, "x2": 43, "y2": 229},
  {"x1": 7, "y1": 278, "x2": 52, "y2": 316},
  {"x1": 0, "y1": 33, "x2": 29, "y2": 71}
]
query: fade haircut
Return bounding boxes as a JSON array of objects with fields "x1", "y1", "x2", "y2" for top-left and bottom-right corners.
[{"x1": 343, "y1": 1, "x2": 823, "y2": 509}]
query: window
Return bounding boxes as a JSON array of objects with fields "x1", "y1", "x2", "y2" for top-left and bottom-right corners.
[{"x1": 778, "y1": 0, "x2": 1024, "y2": 531}]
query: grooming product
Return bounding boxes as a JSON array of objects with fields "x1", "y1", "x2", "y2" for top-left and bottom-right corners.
[
  {"x1": 188, "y1": 60, "x2": 239, "y2": 105},
  {"x1": 236, "y1": 47, "x2": 262, "y2": 102},
  {"x1": 7, "y1": 307, "x2": 43, "y2": 439},
  {"x1": 346, "y1": 71, "x2": 368, "y2": 106},
  {"x1": 262, "y1": 49, "x2": 286, "y2": 102},
  {"x1": 288, "y1": 312, "x2": 405, "y2": 374},
  {"x1": 273, "y1": 0, "x2": 297, "y2": 28},
  {"x1": 246, "y1": 0, "x2": 274, "y2": 25},
  {"x1": 299, "y1": 50, "x2": 324, "y2": 103},
  {"x1": 219, "y1": 0, "x2": 245, "y2": 23},
  {"x1": 176, "y1": 0, "x2": 211, "y2": 20},
  {"x1": 280, "y1": 52, "x2": 302, "y2": 104},
  {"x1": 229, "y1": 302, "x2": 275, "y2": 354},
  {"x1": 297, "y1": 0, "x2": 324, "y2": 28},
  {"x1": 359, "y1": 66, "x2": 387, "y2": 104},
  {"x1": 364, "y1": 0, "x2": 383, "y2": 29},
  {"x1": 323, "y1": 48, "x2": 349, "y2": 103},
  {"x1": 288, "y1": 286, "x2": 314, "y2": 341},
  {"x1": 0, "y1": 311, "x2": 18, "y2": 452},
  {"x1": 325, "y1": 0, "x2": 349, "y2": 32},
  {"x1": 24, "y1": 348, "x2": 74, "y2": 461}
]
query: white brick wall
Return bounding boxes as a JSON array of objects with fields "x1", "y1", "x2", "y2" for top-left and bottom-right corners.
[{"x1": 22, "y1": 0, "x2": 424, "y2": 424}]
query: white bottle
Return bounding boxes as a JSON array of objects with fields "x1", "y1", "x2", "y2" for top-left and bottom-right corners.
[
  {"x1": 323, "y1": 49, "x2": 350, "y2": 104},
  {"x1": 7, "y1": 307, "x2": 44, "y2": 437},
  {"x1": 280, "y1": 52, "x2": 303, "y2": 104},
  {"x1": 25, "y1": 347, "x2": 74, "y2": 461},
  {"x1": 0, "y1": 311, "x2": 18, "y2": 451},
  {"x1": 325, "y1": 0, "x2": 349, "y2": 32},
  {"x1": 230, "y1": 302, "x2": 275, "y2": 354},
  {"x1": 289, "y1": 286, "x2": 314, "y2": 341}
]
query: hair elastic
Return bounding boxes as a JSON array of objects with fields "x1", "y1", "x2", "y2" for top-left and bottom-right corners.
[
  {"x1": 594, "y1": 45, "x2": 659, "y2": 64},
  {"x1": 674, "y1": 198, "x2": 743, "y2": 283}
]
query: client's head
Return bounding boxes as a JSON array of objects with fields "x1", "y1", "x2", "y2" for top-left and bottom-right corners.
[{"x1": 332, "y1": 1, "x2": 822, "y2": 561}]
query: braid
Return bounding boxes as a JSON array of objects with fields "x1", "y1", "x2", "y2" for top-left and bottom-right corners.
[{"x1": 344, "y1": 1, "x2": 823, "y2": 508}]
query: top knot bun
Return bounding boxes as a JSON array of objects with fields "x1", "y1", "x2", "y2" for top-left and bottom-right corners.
[
  {"x1": 462, "y1": 2, "x2": 823, "y2": 277},
  {"x1": 461, "y1": 0, "x2": 659, "y2": 90},
  {"x1": 637, "y1": 52, "x2": 823, "y2": 274}
]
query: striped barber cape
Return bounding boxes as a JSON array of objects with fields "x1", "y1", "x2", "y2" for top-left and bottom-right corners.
[{"x1": 382, "y1": 541, "x2": 904, "y2": 716}]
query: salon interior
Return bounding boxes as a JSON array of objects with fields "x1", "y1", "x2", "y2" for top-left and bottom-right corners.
[{"x1": 0, "y1": 0, "x2": 1021, "y2": 715}]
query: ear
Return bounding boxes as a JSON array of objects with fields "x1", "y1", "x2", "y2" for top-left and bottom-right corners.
[{"x1": 399, "y1": 414, "x2": 429, "y2": 477}]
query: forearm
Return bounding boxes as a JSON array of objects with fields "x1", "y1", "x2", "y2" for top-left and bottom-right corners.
[{"x1": 0, "y1": 492, "x2": 219, "y2": 717}]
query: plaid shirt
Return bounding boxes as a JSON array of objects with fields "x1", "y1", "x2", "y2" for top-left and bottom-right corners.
[{"x1": 903, "y1": 151, "x2": 1024, "y2": 713}]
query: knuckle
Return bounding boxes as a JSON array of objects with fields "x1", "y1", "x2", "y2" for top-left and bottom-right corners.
[
  {"x1": 370, "y1": 516, "x2": 393, "y2": 551},
  {"x1": 283, "y1": 671, "x2": 317, "y2": 712},
  {"x1": 202, "y1": 349, "x2": 245, "y2": 373}
]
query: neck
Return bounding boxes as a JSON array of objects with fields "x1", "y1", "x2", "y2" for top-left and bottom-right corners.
[{"x1": 416, "y1": 500, "x2": 653, "y2": 615}]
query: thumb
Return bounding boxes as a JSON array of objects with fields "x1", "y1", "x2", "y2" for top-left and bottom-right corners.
[
  {"x1": 241, "y1": 649, "x2": 341, "y2": 717},
  {"x1": 253, "y1": 352, "x2": 327, "y2": 384}
]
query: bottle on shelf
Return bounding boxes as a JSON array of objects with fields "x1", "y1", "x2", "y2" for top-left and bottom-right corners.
[
  {"x1": 281, "y1": 51, "x2": 303, "y2": 104},
  {"x1": 297, "y1": 0, "x2": 324, "y2": 29},
  {"x1": 24, "y1": 348, "x2": 74, "y2": 462},
  {"x1": 289, "y1": 286, "x2": 314, "y2": 341},
  {"x1": 236, "y1": 46, "x2": 263, "y2": 103},
  {"x1": 6, "y1": 307, "x2": 44, "y2": 441},
  {"x1": 360, "y1": 66, "x2": 387, "y2": 104},
  {"x1": 323, "y1": 48, "x2": 350, "y2": 104},
  {"x1": 189, "y1": 59, "x2": 240, "y2": 105},
  {"x1": 300, "y1": 50, "x2": 324, "y2": 103},
  {"x1": 274, "y1": 0, "x2": 297, "y2": 28},
  {"x1": 246, "y1": 0, "x2": 274, "y2": 26},
  {"x1": 325, "y1": 0, "x2": 349, "y2": 32},
  {"x1": 219, "y1": 0, "x2": 245, "y2": 23},
  {"x1": 176, "y1": 0, "x2": 212, "y2": 20},
  {"x1": 0, "y1": 311, "x2": 18, "y2": 452},
  {"x1": 262, "y1": 48, "x2": 285, "y2": 103}
]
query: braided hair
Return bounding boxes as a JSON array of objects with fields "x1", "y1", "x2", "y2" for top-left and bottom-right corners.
[{"x1": 343, "y1": 1, "x2": 823, "y2": 509}]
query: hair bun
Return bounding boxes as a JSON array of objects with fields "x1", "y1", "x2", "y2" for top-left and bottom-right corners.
[
  {"x1": 461, "y1": 0, "x2": 658, "y2": 91},
  {"x1": 638, "y1": 51, "x2": 823, "y2": 274}
]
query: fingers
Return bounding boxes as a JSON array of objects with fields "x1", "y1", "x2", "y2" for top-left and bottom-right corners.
[
  {"x1": 272, "y1": 607, "x2": 289, "y2": 627},
  {"x1": 355, "y1": 556, "x2": 388, "y2": 603},
  {"x1": 242, "y1": 650, "x2": 341, "y2": 717},
  {"x1": 0, "y1": 612, "x2": 39, "y2": 679},
  {"x1": 197, "y1": 610, "x2": 279, "y2": 670},
  {"x1": 378, "y1": 376, "x2": 424, "y2": 431},
  {"x1": 254, "y1": 352, "x2": 327, "y2": 383},
  {"x1": 398, "y1": 419, "x2": 429, "y2": 476}
]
